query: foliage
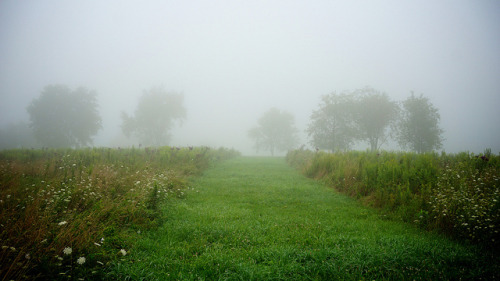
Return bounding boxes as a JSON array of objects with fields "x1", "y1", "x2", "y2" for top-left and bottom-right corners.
[
  {"x1": 353, "y1": 88, "x2": 398, "y2": 151},
  {"x1": 121, "y1": 87, "x2": 186, "y2": 147},
  {"x1": 307, "y1": 88, "x2": 398, "y2": 152},
  {"x1": 0, "y1": 121, "x2": 38, "y2": 149},
  {"x1": 0, "y1": 146, "x2": 239, "y2": 280},
  {"x1": 395, "y1": 93, "x2": 444, "y2": 153},
  {"x1": 111, "y1": 157, "x2": 498, "y2": 280},
  {"x1": 26, "y1": 85, "x2": 102, "y2": 148},
  {"x1": 248, "y1": 108, "x2": 299, "y2": 155},
  {"x1": 429, "y1": 153, "x2": 499, "y2": 243},
  {"x1": 286, "y1": 149, "x2": 499, "y2": 248},
  {"x1": 307, "y1": 93, "x2": 358, "y2": 151}
]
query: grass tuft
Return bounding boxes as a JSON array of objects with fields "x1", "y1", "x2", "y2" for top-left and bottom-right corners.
[{"x1": 0, "y1": 146, "x2": 239, "y2": 280}]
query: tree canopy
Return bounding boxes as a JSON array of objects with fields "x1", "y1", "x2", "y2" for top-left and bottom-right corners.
[
  {"x1": 353, "y1": 88, "x2": 398, "y2": 151},
  {"x1": 26, "y1": 85, "x2": 102, "y2": 148},
  {"x1": 307, "y1": 92, "x2": 359, "y2": 152},
  {"x1": 395, "y1": 93, "x2": 444, "y2": 153},
  {"x1": 307, "y1": 88, "x2": 399, "y2": 152},
  {"x1": 248, "y1": 108, "x2": 299, "y2": 156},
  {"x1": 121, "y1": 87, "x2": 186, "y2": 147},
  {"x1": 0, "y1": 121, "x2": 38, "y2": 149}
]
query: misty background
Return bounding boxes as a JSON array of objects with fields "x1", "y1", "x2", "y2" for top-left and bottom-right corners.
[{"x1": 1, "y1": 0, "x2": 499, "y2": 155}]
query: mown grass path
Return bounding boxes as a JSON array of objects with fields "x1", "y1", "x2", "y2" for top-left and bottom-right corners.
[{"x1": 111, "y1": 157, "x2": 496, "y2": 280}]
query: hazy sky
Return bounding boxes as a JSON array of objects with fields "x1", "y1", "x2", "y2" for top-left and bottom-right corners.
[{"x1": 1, "y1": 0, "x2": 499, "y2": 154}]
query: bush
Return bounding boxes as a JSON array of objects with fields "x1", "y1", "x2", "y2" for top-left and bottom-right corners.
[
  {"x1": 0, "y1": 146, "x2": 239, "y2": 280},
  {"x1": 286, "y1": 149, "x2": 499, "y2": 248}
]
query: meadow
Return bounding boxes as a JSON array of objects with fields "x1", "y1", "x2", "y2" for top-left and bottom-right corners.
[
  {"x1": 0, "y1": 146, "x2": 239, "y2": 280},
  {"x1": 1, "y1": 148, "x2": 498, "y2": 280},
  {"x1": 107, "y1": 157, "x2": 498, "y2": 280},
  {"x1": 286, "y1": 149, "x2": 499, "y2": 247}
]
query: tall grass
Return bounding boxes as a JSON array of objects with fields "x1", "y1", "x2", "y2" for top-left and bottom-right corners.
[
  {"x1": 109, "y1": 157, "x2": 499, "y2": 280},
  {"x1": 286, "y1": 149, "x2": 499, "y2": 247},
  {"x1": 0, "y1": 146, "x2": 239, "y2": 280}
]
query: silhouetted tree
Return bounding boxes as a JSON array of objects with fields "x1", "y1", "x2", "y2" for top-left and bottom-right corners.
[
  {"x1": 26, "y1": 85, "x2": 102, "y2": 148},
  {"x1": 395, "y1": 93, "x2": 444, "y2": 153},
  {"x1": 248, "y1": 108, "x2": 298, "y2": 156},
  {"x1": 307, "y1": 93, "x2": 358, "y2": 151},
  {"x1": 121, "y1": 87, "x2": 186, "y2": 147},
  {"x1": 353, "y1": 88, "x2": 398, "y2": 151},
  {"x1": 0, "y1": 121, "x2": 38, "y2": 149}
]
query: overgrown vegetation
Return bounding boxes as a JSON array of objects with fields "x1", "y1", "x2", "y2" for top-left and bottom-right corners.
[
  {"x1": 286, "y1": 149, "x2": 499, "y2": 247},
  {"x1": 110, "y1": 157, "x2": 498, "y2": 280},
  {"x1": 0, "y1": 146, "x2": 239, "y2": 280}
]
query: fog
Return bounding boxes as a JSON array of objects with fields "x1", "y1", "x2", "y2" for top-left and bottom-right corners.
[{"x1": 1, "y1": 0, "x2": 499, "y2": 154}]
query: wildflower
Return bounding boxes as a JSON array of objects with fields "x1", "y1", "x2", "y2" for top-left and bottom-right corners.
[
  {"x1": 119, "y1": 249, "x2": 127, "y2": 256},
  {"x1": 63, "y1": 247, "x2": 72, "y2": 255},
  {"x1": 77, "y1": 257, "x2": 86, "y2": 265},
  {"x1": 58, "y1": 221, "x2": 67, "y2": 226}
]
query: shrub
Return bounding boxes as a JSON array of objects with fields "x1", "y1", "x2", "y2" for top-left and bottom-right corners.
[
  {"x1": 0, "y1": 146, "x2": 239, "y2": 280},
  {"x1": 286, "y1": 149, "x2": 499, "y2": 248}
]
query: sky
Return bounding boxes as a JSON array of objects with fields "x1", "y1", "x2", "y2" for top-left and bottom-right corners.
[{"x1": 0, "y1": 0, "x2": 499, "y2": 154}]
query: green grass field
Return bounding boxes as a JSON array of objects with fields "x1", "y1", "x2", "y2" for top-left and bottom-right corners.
[{"x1": 108, "y1": 157, "x2": 498, "y2": 280}]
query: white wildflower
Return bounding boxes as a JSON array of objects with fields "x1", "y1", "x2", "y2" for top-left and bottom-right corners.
[
  {"x1": 63, "y1": 247, "x2": 72, "y2": 255},
  {"x1": 119, "y1": 249, "x2": 127, "y2": 256},
  {"x1": 77, "y1": 256, "x2": 86, "y2": 265},
  {"x1": 58, "y1": 221, "x2": 67, "y2": 226}
]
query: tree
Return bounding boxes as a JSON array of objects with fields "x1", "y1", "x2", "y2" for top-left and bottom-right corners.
[
  {"x1": 307, "y1": 93, "x2": 358, "y2": 151},
  {"x1": 353, "y1": 88, "x2": 398, "y2": 151},
  {"x1": 26, "y1": 85, "x2": 102, "y2": 148},
  {"x1": 248, "y1": 108, "x2": 299, "y2": 156},
  {"x1": 121, "y1": 87, "x2": 186, "y2": 147},
  {"x1": 0, "y1": 121, "x2": 38, "y2": 149},
  {"x1": 395, "y1": 93, "x2": 444, "y2": 153}
]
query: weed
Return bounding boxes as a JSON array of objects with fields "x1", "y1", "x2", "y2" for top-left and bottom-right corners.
[
  {"x1": 286, "y1": 149, "x2": 499, "y2": 248},
  {"x1": 0, "y1": 146, "x2": 239, "y2": 280}
]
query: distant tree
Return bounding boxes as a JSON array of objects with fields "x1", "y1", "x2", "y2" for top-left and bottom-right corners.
[
  {"x1": 26, "y1": 85, "x2": 102, "y2": 148},
  {"x1": 121, "y1": 87, "x2": 186, "y2": 147},
  {"x1": 0, "y1": 121, "x2": 38, "y2": 149},
  {"x1": 395, "y1": 93, "x2": 444, "y2": 153},
  {"x1": 248, "y1": 108, "x2": 299, "y2": 156},
  {"x1": 307, "y1": 93, "x2": 358, "y2": 151},
  {"x1": 353, "y1": 88, "x2": 398, "y2": 151}
]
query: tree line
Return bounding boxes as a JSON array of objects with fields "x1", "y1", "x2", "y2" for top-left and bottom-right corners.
[
  {"x1": 249, "y1": 87, "x2": 443, "y2": 155},
  {"x1": 0, "y1": 85, "x2": 186, "y2": 149},
  {"x1": 1, "y1": 85, "x2": 443, "y2": 154}
]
